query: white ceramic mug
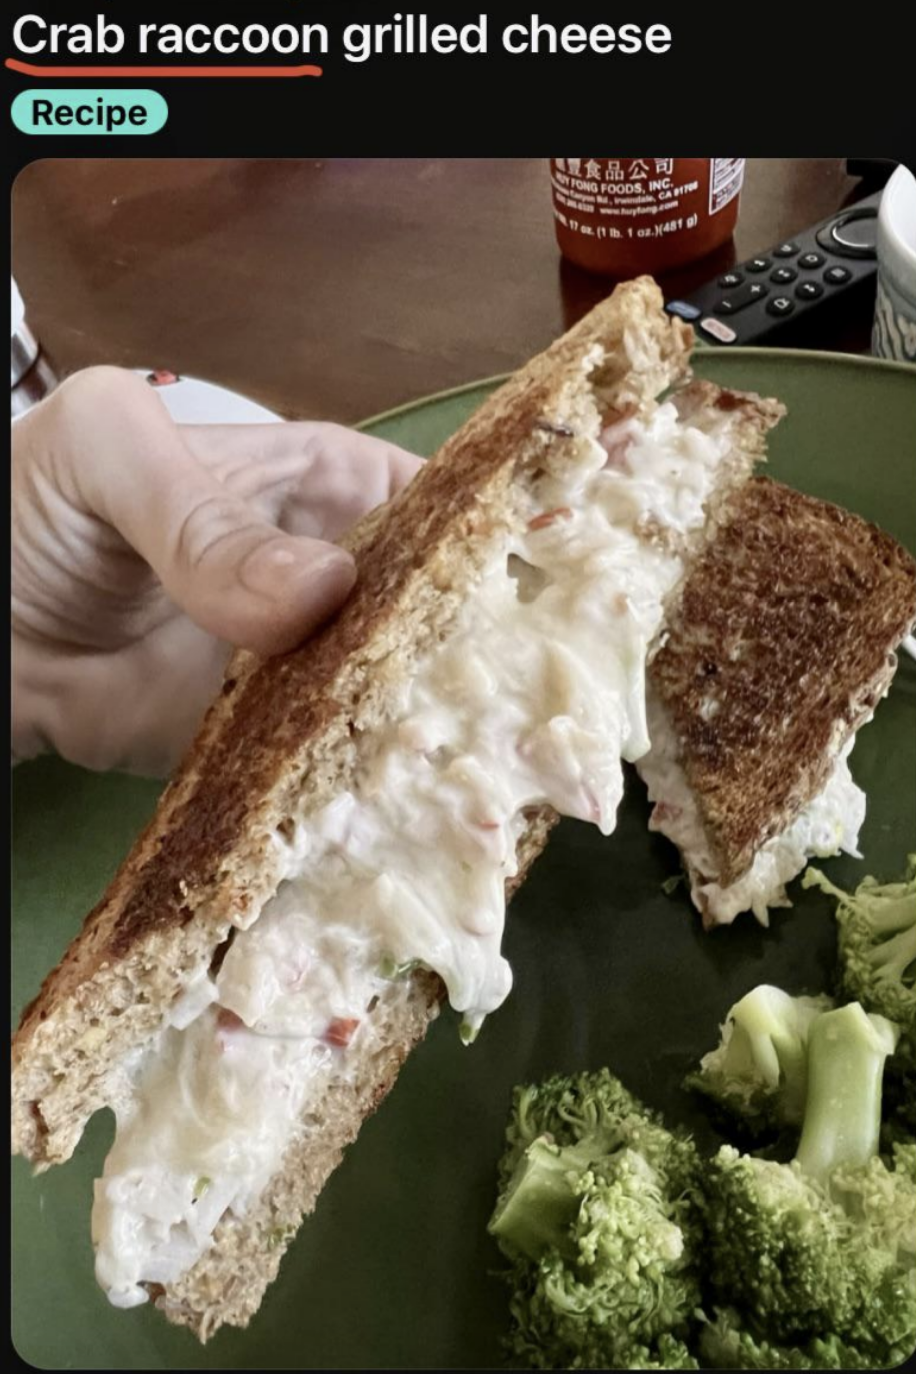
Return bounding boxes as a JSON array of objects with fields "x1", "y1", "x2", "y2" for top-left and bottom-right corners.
[{"x1": 872, "y1": 164, "x2": 916, "y2": 363}]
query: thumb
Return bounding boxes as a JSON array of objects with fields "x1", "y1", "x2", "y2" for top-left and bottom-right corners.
[{"x1": 61, "y1": 368, "x2": 357, "y2": 655}]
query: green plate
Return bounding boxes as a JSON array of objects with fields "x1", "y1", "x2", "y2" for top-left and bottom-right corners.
[{"x1": 12, "y1": 349, "x2": 916, "y2": 1370}]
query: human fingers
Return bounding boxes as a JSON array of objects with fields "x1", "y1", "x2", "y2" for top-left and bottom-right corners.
[
  {"x1": 180, "y1": 421, "x2": 424, "y2": 540},
  {"x1": 35, "y1": 368, "x2": 357, "y2": 656}
]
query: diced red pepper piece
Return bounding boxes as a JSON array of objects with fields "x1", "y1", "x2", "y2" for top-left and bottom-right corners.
[
  {"x1": 324, "y1": 1017, "x2": 360, "y2": 1048},
  {"x1": 214, "y1": 1007, "x2": 246, "y2": 1052},
  {"x1": 528, "y1": 507, "x2": 573, "y2": 531}
]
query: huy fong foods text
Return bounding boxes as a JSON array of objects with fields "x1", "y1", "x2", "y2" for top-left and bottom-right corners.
[{"x1": 551, "y1": 158, "x2": 745, "y2": 275}]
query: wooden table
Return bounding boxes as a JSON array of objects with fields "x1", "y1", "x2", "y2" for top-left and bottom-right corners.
[{"x1": 12, "y1": 158, "x2": 865, "y2": 423}]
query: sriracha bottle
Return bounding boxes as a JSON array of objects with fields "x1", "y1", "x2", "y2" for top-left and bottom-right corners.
[{"x1": 551, "y1": 158, "x2": 744, "y2": 276}]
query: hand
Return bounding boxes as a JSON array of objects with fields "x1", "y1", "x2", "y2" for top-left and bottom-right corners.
[{"x1": 12, "y1": 366, "x2": 422, "y2": 777}]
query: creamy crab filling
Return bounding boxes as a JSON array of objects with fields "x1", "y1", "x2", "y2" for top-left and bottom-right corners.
[
  {"x1": 93, "y1": 398, "x2": 738, "y2": 1307},
  {"x1": 638, "y1": 696, "x2": 866, "y2": 926}
]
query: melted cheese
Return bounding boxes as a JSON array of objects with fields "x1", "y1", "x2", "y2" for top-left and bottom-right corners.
[
  {"x1": 638, "y1": 694, "x2": 866, "y2": 926},
  {"x1": 92, "y1": 401, "x2": 736, "y2": 1307}
]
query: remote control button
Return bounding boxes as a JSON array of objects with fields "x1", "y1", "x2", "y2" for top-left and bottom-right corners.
[
  {"x1": 770, "y1": 266, "x2": 798, "y2": 285},
  {"x1": 699, "y1": 317, "x2": 737, "y2": 344},
  {"x1": 767, "y1": 296, "x2": 795, "y2": 318},
  {"x1": 830, "y1": 214, "x2": 878, "y2": 254},
  {"x1": 665, "y1": 300, "x2": 702, "y2": 321},
  {"x1": 774, "y1": 241, "x2": 800, "y2": 258},
  {"x1": 816, "y1": 207, "x2": 879, "y2": 259},
  {"x1": 718, "y1": 271, "x2": 744, "y2": 288},
  {"x1": 798, "y1": 251, "x2": 825, "y2": 270},
  {"x1": 824, "y1": 265, "x2": 852, "y2": 285},
  {"x1": 715, "y1": 283, "x2": 769, "y2": 316},
  {"x1": 746, "y1": 257, "x2": 771, "y2": 273},
  {"x1": 795, "y1": 281, "x2": 824, "y2": 301}
]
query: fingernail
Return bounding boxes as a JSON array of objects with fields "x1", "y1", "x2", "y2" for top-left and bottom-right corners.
[{"x1": 240, "y1": 540, "x2": 356, "y2": 602}]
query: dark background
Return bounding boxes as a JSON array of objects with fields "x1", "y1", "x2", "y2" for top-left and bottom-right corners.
[{"x1": 5, "y1": 3, "x2": 915, "y2": 172}]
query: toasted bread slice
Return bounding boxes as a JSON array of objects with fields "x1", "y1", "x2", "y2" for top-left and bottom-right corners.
[
  {"x1": 639, "y1": 476, "x2": 916, "y2": 926},
  {"x1": 12, "y1": 279, "x2": 781, "y2": 1339}
]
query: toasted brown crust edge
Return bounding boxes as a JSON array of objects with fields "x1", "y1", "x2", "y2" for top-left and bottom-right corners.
[
  {"x1": 154, "y1": 809, "x2": 557, "y2": 1341},
  {"x1": 649, "y1": 476, "x2": 916, "y2": 886},
  {"x1": 11, "y1": 276, "x2": 790, "y2": 1342},
  {"x1": 12, "y1": 277, "x2": 696, "y2": 1166}
]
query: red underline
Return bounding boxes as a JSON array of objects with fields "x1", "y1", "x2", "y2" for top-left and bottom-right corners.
[{"x1": 6, "y1": 57, "x2": 323, "y2": 78}]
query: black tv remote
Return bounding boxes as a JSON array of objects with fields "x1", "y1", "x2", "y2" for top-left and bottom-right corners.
[{"x1": 665, "y1": 191, "x2": 882, "y2": 347}]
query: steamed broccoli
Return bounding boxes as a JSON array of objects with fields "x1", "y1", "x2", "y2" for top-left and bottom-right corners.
[
  {"x1": 488, "y1": 1069, "x2": 703, "y2": 1369},
  {"x1": 702, "y1": 1002, "x2": 916, "y2": 1368},
  {"x1": 685, "y1": 984, "x2": 834, "y2": 1140},
  {"x1": 698, "y1": 1306, "x2": 888, "y2": 1369},
  {"x1": 804, "y1": 856, "x2": 916, "y2": 1134}
]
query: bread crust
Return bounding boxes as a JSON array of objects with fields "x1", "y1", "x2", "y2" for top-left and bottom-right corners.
[
  {"x1": 649, "y1": 476, "x2": 916, "y2": 887},
  {"x1": 13, "y1": 278, "x2": 697, "y2": 1164},
  {"x1": 155, "y1": 811, "x2": 556, "y2": 1341},
  {"x1": 11, "y1": 278, "x2": 778, "y2": 1339}
]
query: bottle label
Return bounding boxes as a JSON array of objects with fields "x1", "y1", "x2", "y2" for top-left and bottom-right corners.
[
  {"x1": 551, "y1": 158, "x2": 705, "y2": 245},
  {"x1": 709, "y1": 158, "x2": 745, "y2": 215},
  {"x1": 551, "y1": 158, "x2": 743, "y2": 274}
]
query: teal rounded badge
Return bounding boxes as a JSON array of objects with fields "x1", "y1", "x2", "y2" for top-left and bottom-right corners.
[{"x1": 11, "y1": 89, "x2": 167, "y2": 134}]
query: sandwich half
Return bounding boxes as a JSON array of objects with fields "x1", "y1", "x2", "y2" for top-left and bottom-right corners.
[
  {"x1": 11, "y1": 278, "x2": 782, "y2": 1340},
  {"x1": 637, "y1": 475, "x2": 916, "y2": 928}
]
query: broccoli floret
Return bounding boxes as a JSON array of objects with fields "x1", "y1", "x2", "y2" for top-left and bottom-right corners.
[
  {"x1": 685, "y1": 984, "x2": 833, "y2": 1139},
  {"x1": 699, "y1": 1306, "x2": 900, "y2": 1369},
  {"x1": 489, "y1": 1069, "x2": 703, "y2": 1370},
  {"x1": 702, "y1": 1003, "x2": 916, "y2": 1367},
  {"x1": 804, "y1": 856, "x2": 916, "y2": 1135},
  {"x1": 794, "y1": 1002, "x2": 897, "y2": 1178}
]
